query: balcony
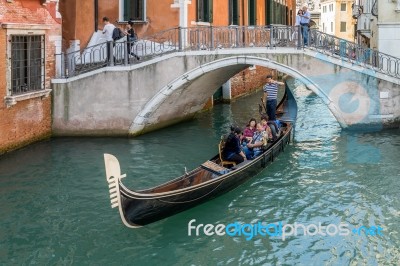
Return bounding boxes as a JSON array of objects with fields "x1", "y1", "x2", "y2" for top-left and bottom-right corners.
[{"x1": 356, "y1": 13, "x2": 372, "y2": 38}]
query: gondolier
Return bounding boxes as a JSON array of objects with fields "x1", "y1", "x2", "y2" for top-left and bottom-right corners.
[{"x1": 263, "y1": 75, "x2": 285, "y2": 121}]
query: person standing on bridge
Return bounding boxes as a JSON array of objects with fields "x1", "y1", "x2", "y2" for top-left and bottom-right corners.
[
  {"x1": 299, "y1": 6, "x2": 311, "y2": 46},
  {"x1": 102, "y1": 17, "x2": 115, "y2": 64},
  {"x1": 124, "y1": 21, "x2": 140, "y2": 62},
  {"x1": 262, "y1": 75, "x2": 285, "y2": 121},
  {"x1": 292, "y1": 9, "x2": 303, "y2": 45}
]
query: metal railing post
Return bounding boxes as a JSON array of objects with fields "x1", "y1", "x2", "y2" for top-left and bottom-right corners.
[
  {"x1": 66, "y1": 52, "x2": 74, "y2": 77},
  {"x1": 210, "y1": 26, "x2": 214, "y2": 50},
  {"x1": 243, "y1": 26, "x2": 246, "y2": 47},
  {"x1": 59, "y1": 52, "x2": 65, "y2": 78},
  {"x1": 235, "y1": 26, "x2": 239, "y2": 48},
  {"x1": 178, "y1": 27, "x2": 182, "y2": 51},
  {"x1": 108, "y1": 41, "x2": 114, "y2": 66},
  {"x1": 124, "y1": 40, "x2": 129, "y2": 65},
  {"x1": 270, "y1": 25, "x2": 274, "y2": 49},
  {"x1": 296, "y1": 25, "x2": 301, "y2": 49},
  {"x1": 197, "y1": 28, "x2": 200, "y2": 50}
]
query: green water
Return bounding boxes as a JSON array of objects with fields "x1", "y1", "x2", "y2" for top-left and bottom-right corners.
[{"x1": 0, "y1": 88, "x2": 399, "y2": 265}]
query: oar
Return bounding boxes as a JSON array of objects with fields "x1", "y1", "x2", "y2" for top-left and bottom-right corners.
[{"x1": 260, "y1": 97, "x2": 267, "y2": 114}]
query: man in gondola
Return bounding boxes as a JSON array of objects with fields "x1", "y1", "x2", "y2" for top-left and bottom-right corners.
[
  {"x1": 243, "y1": 123, "x2": 268, "y2": 160},
  {"x1": 222, "y1": 126, "x2": 246, "y2": 164}
]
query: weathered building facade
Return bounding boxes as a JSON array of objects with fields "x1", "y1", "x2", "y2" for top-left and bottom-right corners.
[
  {"x1": 59, "y1": 0, "x2": 296, "y2": 52},
  {"x1": 320, "y1": 0, "x2": 356, "y2": 41},
  {"x1": 58, "y1": 0, "x2": 296, "y2": 101},
  {"x1": 0, "y1": 0, "x2": 61, "y2": 154},
  {"x1": 352, "y1": 0, "x2": 400, "y2": 57}
]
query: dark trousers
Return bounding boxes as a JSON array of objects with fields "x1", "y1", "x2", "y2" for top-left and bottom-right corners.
[
  {"x1": 267, "y1": 99, "x2": 277, "y2": 121},
  {"x1": 127, "y1": 41, "x2": 139, "y2": 60},
  {"x1": 227, "y1": 153, "x2": 244, "y2": 164}
]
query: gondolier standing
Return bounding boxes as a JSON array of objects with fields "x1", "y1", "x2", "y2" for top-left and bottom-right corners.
[{"x1": 263, "y1": 75, "x2": 285, "y2": 121}]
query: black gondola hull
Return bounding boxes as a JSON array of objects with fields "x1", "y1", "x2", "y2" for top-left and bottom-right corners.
[{"x1": 120, "y1": 130, "x2": 291, "y2": 226}]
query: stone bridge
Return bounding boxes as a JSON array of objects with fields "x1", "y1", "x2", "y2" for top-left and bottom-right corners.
[{"x1": 52, "y1": 47, "x2": 400, "y2": 136}]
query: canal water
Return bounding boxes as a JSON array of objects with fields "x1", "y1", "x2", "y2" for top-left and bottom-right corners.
[{"x1": 0, "y1": 86, "x2": 399, "y2": 265}]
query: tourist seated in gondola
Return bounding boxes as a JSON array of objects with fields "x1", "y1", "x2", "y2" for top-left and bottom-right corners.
[
  {"x1": 222, "y1": 126, "x2": 247, "y2": 164},
  {"x1": 242, "y1": 118, "x2": 257, "y2": 146},
  {"x1": 243, "y1": 123, "x2": 268, "y2": 160},
  {"x1": 261, "y1": 115, "x2": 281, "y2": 141},
  {"x1": 260, "y1": 115, "x2": 273, "y2": 142},
  {"x1": 268, "y1": 119, "x2": 281, "y2": 141}
]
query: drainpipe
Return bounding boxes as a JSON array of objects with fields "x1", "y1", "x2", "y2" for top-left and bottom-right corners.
[{"x1": 94, "y1": 0, "x2": 98, "y2": 31}]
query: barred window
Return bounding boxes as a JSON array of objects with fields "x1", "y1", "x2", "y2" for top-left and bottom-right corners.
[
  {"x1": 123, "y1": 0, "x2": 146, "y2": 21},
  {"x1": 11, "y1": 35, "x2": 45, "y2": 95}
]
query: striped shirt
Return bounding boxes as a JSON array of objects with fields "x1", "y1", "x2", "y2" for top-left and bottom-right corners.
[{"x1": 263, "y1": 82, "x2": 279, "y2": 100}]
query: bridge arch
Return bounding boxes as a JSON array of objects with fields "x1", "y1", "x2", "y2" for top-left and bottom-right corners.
[
  {"x1": 129, "y1": 55, "x2": 346, "y2": 135},
  {"x1": 52, "y1": 47, "x2": 399, "y2": 136}
]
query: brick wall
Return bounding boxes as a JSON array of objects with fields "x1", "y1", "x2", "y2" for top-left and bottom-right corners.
[
  {"x1": 230, "y1": 66, "x2": 275, "y2": 98},
  {"x1": 0, "y1": 0, "x2": 61, "y2": 155}
]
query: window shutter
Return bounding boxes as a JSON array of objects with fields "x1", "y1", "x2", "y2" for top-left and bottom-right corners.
[
  {"x1": 232, "y1": 0, "x2": 238, "y2": 25},
  {"x1": 124, "y1": 0, "x2": 130, "y2": 21},
  {"x1": 208, "y1": 0, "x2": 213, "y2": 23}
]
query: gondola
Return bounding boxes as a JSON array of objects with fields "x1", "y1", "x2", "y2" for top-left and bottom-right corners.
[{"x1": 104, "y1": 88, "x2": 296, "y2": 228}]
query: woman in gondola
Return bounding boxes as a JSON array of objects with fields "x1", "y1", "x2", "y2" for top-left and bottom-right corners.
[
  {"x1": 242, "y1": 118, "x2": 257, "y2": 145},
  {"x1": 222, "y1": 126, "x2": 246, "y2": 164}
]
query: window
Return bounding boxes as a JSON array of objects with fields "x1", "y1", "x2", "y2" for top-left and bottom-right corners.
[
  {"x1": 340, "y1": 21, "x2": 346, "y2": 32},
  {"x1": 341, "y1": 3, "x2": 346, "y2": 11},
  {"x1": 323, "y1": 22, "x2": 325, "y2": 32},
  {"x1": 11, "y1": 35, "x2": 45, "y2": 95},
  {"x1": 331, "y1": 21, "x2": 333, "y2": 32},
  {"x1": 197, "y1": 0, "x2": 213, "y2": 23},
  {"x1": 123, "y1": 0, "x2": 146, "y2": 21},
  {"x1": 329, "y1": 4, "x2": 333, "y2": 12},
  {"x1": 229, "y1": 0, "x2": 239, "y2": 25},
  {"x1": 265, "y1": 0, "x2": 272, "y2": 25},
  {"x1": 248, "y1": 0, "x2": 256, "y2": 25}
]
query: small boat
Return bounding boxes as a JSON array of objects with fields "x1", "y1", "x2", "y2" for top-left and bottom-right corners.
[{"x1": 104, "y1": 89, "x2": 295, "y2": 228}]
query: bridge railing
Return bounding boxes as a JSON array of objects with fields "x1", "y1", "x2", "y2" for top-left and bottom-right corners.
[
  {"x1": 55, "y1": 25, "x2": 400, "y2": 79},
  {"x1": 308, "y1": 29, "x2": 400, "y2": 78}
]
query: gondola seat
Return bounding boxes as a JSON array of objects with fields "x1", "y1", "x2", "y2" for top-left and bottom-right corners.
[{"x1": 218, "y1": 140, "x2": 237, "y2": 167}]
